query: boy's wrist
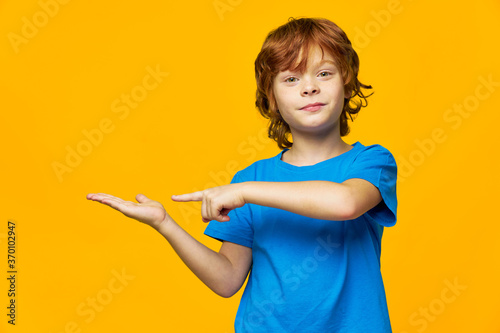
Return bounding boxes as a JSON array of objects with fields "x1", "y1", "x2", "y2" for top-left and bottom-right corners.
[
  {"x1": 240, "y1": 181, "x2": 255, "y2": 205},
  {"x1": 154, "y1": 216, "x2": 175, "y2": 236}
]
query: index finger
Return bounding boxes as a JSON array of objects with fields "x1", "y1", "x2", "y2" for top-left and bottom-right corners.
[{"x1": 171, "y1": 191, "x2": 203, "y2": 202}]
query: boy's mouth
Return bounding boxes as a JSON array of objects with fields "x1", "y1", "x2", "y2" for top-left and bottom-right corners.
[{"x1": 300, "y1": 103, "x2": 325, "y2": 111}]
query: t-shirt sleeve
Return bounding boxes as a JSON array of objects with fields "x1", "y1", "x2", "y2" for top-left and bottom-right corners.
[
  {"x1": 203, "y1": 171, "x2": 254, "y2": 248},
  {"x1": 345, "y1": 145, "x2": 398, "y2": 227}
]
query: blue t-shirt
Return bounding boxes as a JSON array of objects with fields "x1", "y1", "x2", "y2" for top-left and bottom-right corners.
[{"x1": 204, "y1": 141, "x2": 398, "y2": 332}]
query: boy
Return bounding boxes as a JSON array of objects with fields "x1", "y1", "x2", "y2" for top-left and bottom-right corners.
[{"x1": 87, "y1": 17, "x2": 397, "y2": 332}]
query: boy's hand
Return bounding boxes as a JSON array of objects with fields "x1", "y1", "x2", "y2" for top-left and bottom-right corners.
[
  {"x1": 172, "y1": 184, "x2": 246, "y2": 223},
  {"x1": 86, "y1": 193, "x2": 170, "y2": 230}
]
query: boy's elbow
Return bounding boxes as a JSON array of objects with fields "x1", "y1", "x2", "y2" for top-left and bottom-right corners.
[
  {"x1": 335, "y1": 202, "x2": 357, "y2": 221},
  {"x1": 334, "y1": 185, "x2": 360, "y2": 221},
  {"x1": 211, "y1": 273, "x2": 245, "y2": 298},
  {"x1": 325, "y1": 200, "x2": 355, "y2": 221},
  {"x1": 337, "y1": 181, "x2": 382, "y2": 221},
  {"x1": 218, "y1": 290, "x2": 236, "y2": 298},
  {"x1": 214, "y1": 284, "x2": 240, "y2": 298}
]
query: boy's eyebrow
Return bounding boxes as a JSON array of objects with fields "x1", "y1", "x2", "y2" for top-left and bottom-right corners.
[
  {"x1": 314, "y1": 59, "x2": 337, "y2": 67},
  {"x1": 318, "y1": 59, "x2": 336, "y2": 65},
  {"x1": 279, "y1": 59, "x2": 337, "y2": 75}
]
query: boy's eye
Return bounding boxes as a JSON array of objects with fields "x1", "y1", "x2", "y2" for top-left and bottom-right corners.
[{"x1": 284, "y1": 71, "x2": 332, "y2": 83}]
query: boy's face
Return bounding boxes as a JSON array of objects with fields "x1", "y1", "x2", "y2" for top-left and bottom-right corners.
[{"x1": 272, "y1": 45, "x2": 349, "y2": 138}]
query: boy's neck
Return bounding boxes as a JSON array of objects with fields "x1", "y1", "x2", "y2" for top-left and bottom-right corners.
[{"x1": 282, "y1": 130, "x2": 352, "y2": 166}]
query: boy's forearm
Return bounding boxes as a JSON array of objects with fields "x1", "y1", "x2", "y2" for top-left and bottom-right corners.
[
  {"x1": 242, "y1": 181, "x2": 354, "y2": 221},
  {"x1": 154, "y1": 219, "x2": 238, "y2": 297}
]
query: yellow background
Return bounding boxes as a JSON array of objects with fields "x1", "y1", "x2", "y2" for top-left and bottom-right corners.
[{"x1": 1, "y1": 0, "x2": 499, "y2": 332}]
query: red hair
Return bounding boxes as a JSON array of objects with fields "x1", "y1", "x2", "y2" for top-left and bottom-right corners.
[{"x1": 254, "y1": 17, "x2": 373, "y2": 149}]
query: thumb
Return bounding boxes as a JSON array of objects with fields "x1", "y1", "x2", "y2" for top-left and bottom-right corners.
[{"x1": 136, "y1": 193, "x2": 152, "y2": 203}]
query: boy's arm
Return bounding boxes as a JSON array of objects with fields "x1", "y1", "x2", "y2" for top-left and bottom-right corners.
[
  {"x1": 157, "y1": 220, "x2": 252, "y2": 298},
  {"x1": 86, "y1": 193, "x2": 252, "y2": 298},
  {"x1": 173, "y1": 178, "x2": 382, "y2": 222},
  {"x1": 243, "y1": 179, "x2": 382, "y2": 220}
]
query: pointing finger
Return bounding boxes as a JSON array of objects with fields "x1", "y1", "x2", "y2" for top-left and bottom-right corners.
[{"x1": 171, "y1": 191, "x2": 204, "y2": 202}]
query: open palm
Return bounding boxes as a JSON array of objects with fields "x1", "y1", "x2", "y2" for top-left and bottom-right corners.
[{"x1": 86, "y1": 193, "x2": 169, "y2": 230}]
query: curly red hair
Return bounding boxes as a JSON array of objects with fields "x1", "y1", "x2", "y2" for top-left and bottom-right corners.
[{"x1": 254, "y1": 17, "x2": 373, "y2": 149}]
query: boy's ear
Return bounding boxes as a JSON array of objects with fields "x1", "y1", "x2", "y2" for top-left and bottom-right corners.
[{"x1": 344, "y1": 87, "x2": 352, "y2": 100}]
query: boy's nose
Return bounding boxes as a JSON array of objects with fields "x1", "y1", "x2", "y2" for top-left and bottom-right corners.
[
  {"x1": 301, "y1": 86, "x2": 319, "y2": 95},
  {"x1": 301, "y1": 78, "x2": 320, "y2": 96}
]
